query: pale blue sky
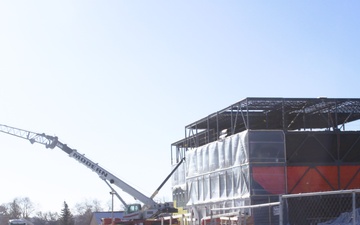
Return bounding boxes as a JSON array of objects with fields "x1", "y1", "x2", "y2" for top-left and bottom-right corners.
[{"x1": 0, "y1": 1, "x2": 359, "y2": 214}]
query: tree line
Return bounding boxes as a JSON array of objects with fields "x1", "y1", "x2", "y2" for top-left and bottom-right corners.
[{"x1": 0, "y1": 197, "x2": 107, "y2": 225}]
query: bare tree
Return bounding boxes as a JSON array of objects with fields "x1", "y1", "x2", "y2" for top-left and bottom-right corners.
[
  {"x1": 4, "y1": 197, "x2": 35, "y2": 219},
  {"x1": 74, "y1": 199, "x2": 103, "y2": 225},
  {"x1": 7, "y1": 199, "x2": 21, "y2": 219},
  {"x1": 1, "y1": 197, "x2": 105, "y2": 225},
  {"x1": 33, "y1": 211, "x2": 59, "y2": 225},
  {"x1": 0, "y1": 204, "x2": 10, "y2": 225},
  {"x1": 18, "y1": 197, "x2": 35, "y2": 218}
]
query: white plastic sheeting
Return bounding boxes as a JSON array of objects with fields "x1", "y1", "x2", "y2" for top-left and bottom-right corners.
[
  {"x1": 172, "y1": 129, "x2": 286, "y2": 212},
  {"x1": 184, "y1": 131, "x2": 251, "y2": 206},
  {"x1": 171, "y1": 130, "x2": 286, "y2": 222}
]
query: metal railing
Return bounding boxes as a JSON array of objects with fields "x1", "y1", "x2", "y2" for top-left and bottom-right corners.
[
  {"x1": 188, "y1": 189, "x2": 360, "y2": 225},
  {"x1": 208, "y1": 202, "x2": 280, "y2": 225}
]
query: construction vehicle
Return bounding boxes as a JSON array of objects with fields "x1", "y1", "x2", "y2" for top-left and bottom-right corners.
[{"x1": 0, "y1": 124, "x2": 180, "y2": 222}]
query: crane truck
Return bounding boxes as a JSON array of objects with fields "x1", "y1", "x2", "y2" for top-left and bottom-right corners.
[{"x1": 0, "y1": 124, "x2": 179, "y2": 222}]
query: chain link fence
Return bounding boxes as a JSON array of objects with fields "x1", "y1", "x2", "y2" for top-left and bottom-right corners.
[
  {"x1": 208, "y1": 202, "x2": 280, "y2": 225},
  {"x1": 280, "y1": 189, "x2": 360, "y2": 225},
  {"x1": 191, "y1": 189, "x2": 360, "y2": 225}
]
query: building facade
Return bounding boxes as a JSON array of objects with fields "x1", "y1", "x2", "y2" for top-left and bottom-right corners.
[{"x1": 171, "y1": 97, "x2": 360, "y2": 224}]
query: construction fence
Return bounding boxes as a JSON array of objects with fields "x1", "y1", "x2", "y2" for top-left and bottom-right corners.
[
  {"x1": 196, "y1": 189, "x2": 360, "y2": 225},
  {"x1": 280, "y1": 189, "x2": 360, "y2": 225}
]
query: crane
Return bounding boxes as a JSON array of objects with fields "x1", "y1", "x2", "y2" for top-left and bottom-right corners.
[{"x1": 0, "y1": 124, "x2": 178, "y2": 220}]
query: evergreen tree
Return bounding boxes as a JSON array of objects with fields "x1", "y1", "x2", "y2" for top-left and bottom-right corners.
[{"x1": 58, "y1": 202, "x2": 74, "y2": 225}]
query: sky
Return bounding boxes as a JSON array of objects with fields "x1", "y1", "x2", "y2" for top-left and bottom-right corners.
[{"x1": 0, "y1": 0, "x2": 359, "y2": 215}]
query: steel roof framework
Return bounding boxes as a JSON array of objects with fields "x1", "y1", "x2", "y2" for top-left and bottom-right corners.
[{"x1": 171, "y1": 97, "x2": 360, "y2": 163}]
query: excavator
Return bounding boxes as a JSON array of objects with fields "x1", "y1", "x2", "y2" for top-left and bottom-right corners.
[{"x1": 0, "y1": 124, "x2": 183, "y2": 223}]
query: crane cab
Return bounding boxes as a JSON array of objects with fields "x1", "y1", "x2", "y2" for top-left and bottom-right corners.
[
  {"x1": 123, "y1": 204, "x2": 143, "y2": 220},
  {"x1": 126, "y1": 204, "x2": 142, "y2": 214}
]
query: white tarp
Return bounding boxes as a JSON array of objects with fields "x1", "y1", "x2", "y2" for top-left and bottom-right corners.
[{"x1": 185, "y1": 131, "x2": 250, "y2": 206}]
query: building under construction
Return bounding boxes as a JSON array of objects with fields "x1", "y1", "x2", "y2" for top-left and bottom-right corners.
[{"x1": 170, "y1": 97, "x2": 360, "y2": 224}]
